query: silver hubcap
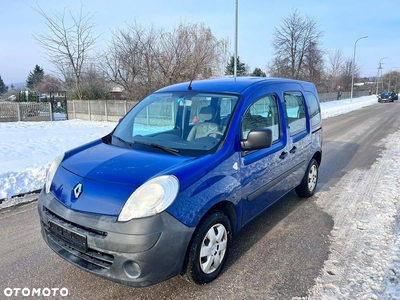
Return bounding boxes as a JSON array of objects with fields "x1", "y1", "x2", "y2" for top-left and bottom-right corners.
[
  {"x1": 199, "y1": 223, "x2": 228, "y2": 274},
  {"x1": 308, "y1": 164, "x2": 318, "y2": 192}
]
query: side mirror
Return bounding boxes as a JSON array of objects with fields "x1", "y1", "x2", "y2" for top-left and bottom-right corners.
[{"x1": 241, "y1": 128, "x2": 273, "y2": 151}]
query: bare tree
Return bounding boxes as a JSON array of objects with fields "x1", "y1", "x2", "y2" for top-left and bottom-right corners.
[
  {"x1": 31, "y1": 4, "x2": 100, "y2": 99},
  {"x1": 102, "y1": 22, "x2": 227, "y2": 101},
  {"x1": 302, "y1": 41, "x2": 325, "y2": 85},
  {"x1": 79, "y1": 65, "x2": 111, "y2": 100},
  {"x1": 326, "y1": 49, "x2": 345, "y2": 92},
  {"x1": 156, "y1": 22, "x2": 227, "y2": 85},
  {"x1": 267, "y1": 57, "x2": 291, "y2": 78},
  {"x1": 381, "y1": 70, "x2": 400, "y2": 92},
  {"x1": 36, "y1": 74, "x2": 63, "y2": 94},
  {"x1": 268, "y1": 10, "x2": 324, "y2": 82},
  {"x1": 101, "y1": 22, "x2": 160, "y2": 100},
  {"x1": 339, "y1": 59, "x2": 361, "y2": 91}
]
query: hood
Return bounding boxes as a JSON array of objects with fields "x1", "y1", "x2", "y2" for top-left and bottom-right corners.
[
  {"x1": 62, "y1": 141, "x2": 193, "y2": 186},
  {"x1": 380, "y1": 93, "x2": 391, "y2": 98},
  {"x1": 52, "y1": 141, "x2": 193, "y2": 216}
]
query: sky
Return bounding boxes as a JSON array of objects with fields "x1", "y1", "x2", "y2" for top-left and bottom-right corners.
[
  {"x1": 0, "y1": 0, "x2": 399, "y2": 85},
  {"x1": 0, "y1": 95, "x2": 399, "y2": 299}
]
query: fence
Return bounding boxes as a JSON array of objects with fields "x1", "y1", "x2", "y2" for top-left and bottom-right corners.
[
  {"x1": 0, "y1": 102, "x2": 52, "y2": 122},
  {"x1": 67, "y1": 100, "x2": 139, "y2": 122},
  {"x1": 318, "y1": 90, "x2": 370, "y2": 102},
  {"x1": 0, "y1": 90, "x2": 373, "y2": 123},
  {"x1": 66, "y1": 91, "x2": 373, "y2": 121}
]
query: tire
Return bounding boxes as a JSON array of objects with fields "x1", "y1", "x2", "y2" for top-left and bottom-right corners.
[
  {"x1": 182, "y1": 211, "x2": 232, "y2": 285},
  {"x1": 295, "y1": 158, "x2": 319, "y2": 197}
]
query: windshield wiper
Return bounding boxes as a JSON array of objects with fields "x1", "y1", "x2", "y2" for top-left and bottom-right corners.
[
  {"x1": 133, "y1": 140, "x2": 181, "y2": 156},
  {"x1": 113, "y1": 135, "x2": 132, "y2": 147}
]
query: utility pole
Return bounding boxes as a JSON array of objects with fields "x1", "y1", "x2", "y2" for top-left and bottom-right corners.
[
  {"x1": 376, "y1": 57, "x2": 388, "y2": 94},
  {"x1": 376, "y1": 63, "x2": 382, "y2": 95}
]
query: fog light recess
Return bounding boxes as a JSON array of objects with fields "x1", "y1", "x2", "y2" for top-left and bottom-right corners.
[{"x1": 123, "y1": 261, "x2": 141, "y2": 279}]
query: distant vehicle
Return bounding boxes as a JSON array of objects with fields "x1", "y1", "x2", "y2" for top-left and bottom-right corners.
[
  {"x1": 7, "y1": 95, "x2": 17, "y2": 101},
  {"x1": 38, "y1": 77, "x2": 323, "y2": 287},
  {"x1": 378, "y1": 92, "x2": 397, "y2": 102}
]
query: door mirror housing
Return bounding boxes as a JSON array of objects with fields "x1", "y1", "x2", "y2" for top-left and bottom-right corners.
[{"x1": 241, "y1": 128, "x2": 273, "y2": 151}]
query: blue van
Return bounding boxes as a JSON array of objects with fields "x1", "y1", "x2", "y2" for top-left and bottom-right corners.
[{"x1": 38, "y1": 77, "x2": 322, "y2": 287}]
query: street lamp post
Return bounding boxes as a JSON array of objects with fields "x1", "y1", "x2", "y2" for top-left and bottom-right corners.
[
  {"x1": 376, "y1": 57, "x2": 388, "y2": 95},
  {"x1": 233, "y1": 0, "x2": 238, "y2": 81},
  {"x1": 350, "y1": 36, "x2": 368, "y2": 102}
]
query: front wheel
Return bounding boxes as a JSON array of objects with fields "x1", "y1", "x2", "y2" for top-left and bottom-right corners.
[
  {"x1": 295, "y1": 158, "x2": 319, "y2": 197},
  {"x1": 182, "y1": 211, "x2": 232, "y2": 285}
]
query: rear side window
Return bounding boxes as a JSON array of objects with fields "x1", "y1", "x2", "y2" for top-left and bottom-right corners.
[
  {"x1": 304, "y1": 92, "x2": 321, "y2": 127},
  {"x1": 283, "y1": 92, "x2": 306, "y2": 135}
]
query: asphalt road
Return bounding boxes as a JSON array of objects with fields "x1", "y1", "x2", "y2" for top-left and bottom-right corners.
[{"x1": 1, "y1": 100, "x2": 400, "y2": 300}]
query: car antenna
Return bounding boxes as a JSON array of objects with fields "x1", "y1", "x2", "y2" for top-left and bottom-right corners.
[
  {"x1": 187, "y1": 61, "x2": 201, "y2": 91},
  {"x1": 188, "y1": 78, "x2": 193, "y2": 91}
]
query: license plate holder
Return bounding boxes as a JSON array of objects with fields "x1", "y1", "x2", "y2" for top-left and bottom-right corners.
[{"x1": 48, "y1": 220, "x2": 87, "y2": 252}]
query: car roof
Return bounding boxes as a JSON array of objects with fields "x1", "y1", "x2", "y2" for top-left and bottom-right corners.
[{"x1": 155, "y1": 76, "x2": 315, "y2": 94}]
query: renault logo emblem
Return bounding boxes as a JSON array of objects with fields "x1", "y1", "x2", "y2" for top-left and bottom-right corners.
[{"x1": 73, "y1": 182, "x2": 83, "y2": 199}]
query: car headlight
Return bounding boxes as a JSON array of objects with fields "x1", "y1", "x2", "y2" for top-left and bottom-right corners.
[
  {"x1": 118, "y1": 175, "x2": 179, "y2": 222},
  {"x1": 45, "y1": 153, "x2": 65, "y2": 194}
]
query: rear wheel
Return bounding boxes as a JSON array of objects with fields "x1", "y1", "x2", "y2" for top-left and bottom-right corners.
[
  {"x1": 182, "y1": 211, "x2": 232, "y2": 284},
  {"x1": 295, "y1": 158, "x2": 319, "y2": 197}
]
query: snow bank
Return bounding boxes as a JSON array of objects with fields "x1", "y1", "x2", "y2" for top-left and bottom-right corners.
[
  {"x1": 0, "y1": 120, "x2": 116, "y2": 201},
  {"x1": 320, "y1": 95, "x2": 378, "y2": 119}
]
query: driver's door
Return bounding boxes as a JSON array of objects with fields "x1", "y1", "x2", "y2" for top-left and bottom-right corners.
[{"x1": 240, "y1": 93, "x2": 290, "y2": 225}]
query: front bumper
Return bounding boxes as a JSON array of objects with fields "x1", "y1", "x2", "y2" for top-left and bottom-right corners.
[{"x1": 37, "y1": 190, "x2": 194, "y2": 287}]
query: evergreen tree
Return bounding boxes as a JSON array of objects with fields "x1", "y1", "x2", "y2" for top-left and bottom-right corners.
[
  {"x1": 26, "y1": 65, "x2": 44, "y2": 90},
  {"x1": 0, "y1": 75, "x2": 8, "y2": 95},
  {"x1": 251, "y1": 68, "x2": 266, "y2": 77},
  {"x1": 225, "y1": 56, "x2": 247, "y2": 76}
]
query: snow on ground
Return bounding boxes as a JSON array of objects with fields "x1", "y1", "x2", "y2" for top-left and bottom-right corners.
[
  {"x1": 294, "y1": 129, "x2": 400, "y2": 299},
  {"x1": 0, "y1": 95, "x2": 399, "y2": 298},
  {"x1": 0, "y1": 120, "x2": 116, "y2": 202}
]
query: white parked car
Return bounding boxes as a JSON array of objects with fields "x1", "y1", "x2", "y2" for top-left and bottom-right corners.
[{"x1": 7, "y1": 95, "x2": 17, "y2": 101}]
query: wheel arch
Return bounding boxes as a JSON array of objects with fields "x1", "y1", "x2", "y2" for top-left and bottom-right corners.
[
  {"x1": 312, "y1": 151, "x2": 322, "y2": 167},
  {"x1": 180, "y1": 200, "x2": 237, "y2": 274},
  {"x1": 210, "y1": 200, "x2": 237, "y2": 234}
]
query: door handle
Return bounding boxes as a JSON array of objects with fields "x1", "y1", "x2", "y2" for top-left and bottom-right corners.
[
  {"x1": 279, "y1": 151, "x2": 288, "y2": 159},
  {"x1": 290, "y1": 146, "x2": 297, "y2": 154}
]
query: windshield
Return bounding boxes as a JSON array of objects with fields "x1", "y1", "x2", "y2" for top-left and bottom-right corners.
[{"x1": 112, "y1": 91, "x2": 239, "y2": 156}]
